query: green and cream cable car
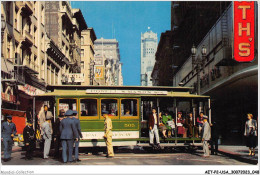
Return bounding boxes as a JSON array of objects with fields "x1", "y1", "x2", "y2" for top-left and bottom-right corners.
[{"x1": 37, "y1": 85, "x2": 211, "y2": 148}]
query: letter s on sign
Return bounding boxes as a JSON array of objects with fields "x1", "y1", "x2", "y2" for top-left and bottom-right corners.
[{"x1": 239, "y1": 43, "x2": 250, "y2": 56}]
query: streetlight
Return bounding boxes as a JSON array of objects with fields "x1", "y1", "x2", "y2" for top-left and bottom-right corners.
[
  {"x1": 1, "y1": 14, "x2": 6, "y2": 58},
  {"x1": 191, "y1": 44, "x2": 207, "y2": 95}
]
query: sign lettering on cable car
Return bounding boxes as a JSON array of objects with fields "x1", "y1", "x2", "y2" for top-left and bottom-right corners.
[{"x1": 86, "y1": 89, "x2": 168, "y2": 95}]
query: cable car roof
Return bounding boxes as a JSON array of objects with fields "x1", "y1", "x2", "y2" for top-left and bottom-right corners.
[{"x1": 36, "y1": 85, "x2": 210, "y2": 98}]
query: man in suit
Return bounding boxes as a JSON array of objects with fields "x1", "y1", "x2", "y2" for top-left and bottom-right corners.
[
  {"x1": 72, "y1": 110, "x2": 82, "y2": 162},
  {"x1": 23, "y1": 120, "x2": 35, "y2": 160},
  {"x1": 202, "y1": 116, "x2": 211, "y2": 157},
  {"x1": 185, "y1": 112, "x2": 195, "y2": 138},
  {"x1": 103, "y1": 114, "x2": 114, "y2": 158},
  {"x1": 1, "y1": 115, "x2": 17, "y2": 162},
  {"x1": 53, "y1": 109, "x2": 65, "y2": 159},
  {"x1": 149, "y1": 108, "x2": 160, "y2": 148},
  {"x1": 42, "y1": 118, "x2": 52, "y2": 159},
  {"x1": 60, "y1": 110, "x2": 78, "y2": 163}
]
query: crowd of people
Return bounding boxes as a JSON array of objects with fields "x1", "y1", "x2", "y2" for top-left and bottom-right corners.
[
  {"x1": 148, "y1": 108, "x2": 258, "y2": 157},
  {"x1": 26, "y1": 105, "x2": 84, "y2": 163},
  {"x1": 148, "y1": 108, "x2": 214, "y2": 157},
  {"x1": 150, "y1": 108, "x2": 210, "y2": 140},
  {"x1": 1, "y1": 105, "x2": 257, "y2": 162}
]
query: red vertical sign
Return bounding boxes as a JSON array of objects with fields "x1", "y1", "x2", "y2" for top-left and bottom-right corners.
[{"x1": 234, "y1": 1, "x2": 255, "y2": 62}]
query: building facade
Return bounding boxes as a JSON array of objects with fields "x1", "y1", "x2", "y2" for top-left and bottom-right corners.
[
  {"x1": 1, "y1": 1, "x2": 47, "y2": 114},
  {"x1": 45, "y1": 1, "x2": 88, "y2": 83},
  {"x1": 94, "y1": 38, "x2": 123, "y2": 86},
  {"x1": 81, "y1": 28, "x2": 97, "y2": 85},
  {"x1": 1, "y1": 1, "x2": 91, "y2": 124},
  {"x1": 140, "y1": 30, "x2": 157, "y2": 86},
  {"x1": 151, "y1": 31, "x2": 174, "y2": 86},
  {"x1": 172, "y1": 3, "x2": 258, "y2": 145}
]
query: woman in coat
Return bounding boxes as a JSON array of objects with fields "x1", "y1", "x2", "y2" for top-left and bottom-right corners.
[
  {"x1": 244, "y1": 113, "x2": 257, "y2": 156},
  {"x1": 177, "y1": 112, "x2": 185, "y2": 137}
]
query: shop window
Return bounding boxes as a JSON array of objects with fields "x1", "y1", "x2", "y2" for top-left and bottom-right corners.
[
  {"x1": 58, "y1": 98, "x2": 77, "y2": 115},
  {"x1": 121, "y1": 99, "x2": 138, "y2": 116},
  {"x1": 101, "y1": 99, "x2": 118, "y2": 116},
  {"x1": 80, "y1": 99, "x2": 98, "y2": 117}
]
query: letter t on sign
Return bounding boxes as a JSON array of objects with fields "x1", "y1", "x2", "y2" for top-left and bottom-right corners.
[{"x1": 234, "y1": 1, "x2": 255, "y2": 62}]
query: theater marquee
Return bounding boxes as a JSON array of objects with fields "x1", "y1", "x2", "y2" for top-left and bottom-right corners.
[{"x1": 234, "y1": 1, "x2": 255, "y2": 62}]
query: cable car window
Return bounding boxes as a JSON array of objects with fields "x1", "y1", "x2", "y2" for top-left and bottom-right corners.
[
  {"x1": 80, "y1": 99, "x2": 98, "y2": 116},
  {"x1": 121, "y1": 99, "x2": 138, "y2": 116},
  {"x1": 101, "y1": 99, "x2": 118, "y2": 116},
  {"x1": 58, "y1": 99, "x2": 77, "y2": 114}
]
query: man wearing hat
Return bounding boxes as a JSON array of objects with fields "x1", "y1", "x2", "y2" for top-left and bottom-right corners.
[
  {"x1": 72, "y1": 110, "x2": 82, "y2": 162},
  {"x1": 201, "y1": 115, "x2": 211, "y2": 157},
  {"x1": 1, "y1": 115, "x2": 17, "y2": 162},
  {"x1": 53, "y1": 109, "x2": 65, "y2": 159},
  {"x1": 42, "y1": 117, "x2": 52, "y2": 159},
  {"x1": 60, "y1": 110, "x2": 78, "y2": 163},
  {"x1": 23, "y1": 120, "x2": 35, "y2": 160}
]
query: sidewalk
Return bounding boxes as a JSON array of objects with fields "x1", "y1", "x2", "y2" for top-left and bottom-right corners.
[{"x1": 218, "y1": 145, "x2": 258, "y2": 165}]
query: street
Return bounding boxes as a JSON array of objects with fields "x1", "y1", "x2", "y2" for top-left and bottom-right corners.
[{"x1": 1, "y1": 146, "x2": 250, "y2": 165}]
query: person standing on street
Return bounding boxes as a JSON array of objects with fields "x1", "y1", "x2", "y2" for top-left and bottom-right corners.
[
  {"x1": 72, "y1": 110, "x2": 82, "y2": 162},
  {"x1": 42, "y1": 118, "x2": 52, "y2": 159},
  {"x1": 23, "y1": 120, "x2": 35, "y2": 160},
  {"x1": 244, "y1": 113, "x2": 257, "y2": 156},
  {"x1": 53, "y1": 109, "x2": 65, "y2": 159},
  {"x1": 201, "y1": 116, "x2": 211, "y2": 157},
  {"x1": 1, "y1": 115, "x2": 17, "y2": 162},
  {"x1": 149, "y1": 108, "x2": 161, "y2": 148},
  {"x1": 103, "y1": 114, "x2": 114, "y2": 158},
  {"x1": 60, "y1": 110, "x2": 78, "y2": 163}
]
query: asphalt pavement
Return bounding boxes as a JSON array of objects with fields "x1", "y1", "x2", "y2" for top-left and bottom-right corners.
[{"x1": 1, "y1": 146, "x2": 252, "y2": 165}]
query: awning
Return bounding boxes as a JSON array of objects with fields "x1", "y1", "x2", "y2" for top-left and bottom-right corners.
[{"x1": 1, "y1": 108, "x2": 26, "y2": 117}]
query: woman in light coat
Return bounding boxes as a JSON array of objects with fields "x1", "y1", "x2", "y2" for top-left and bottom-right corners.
[{"x1": 244, "y1": 113, "x2": 257, "y2": 156}]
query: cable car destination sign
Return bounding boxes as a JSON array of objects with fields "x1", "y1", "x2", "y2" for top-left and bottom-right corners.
[
  {"x1": 234, "y1": 1, "x2": 255, "y2": 62},
  {"x1": 86, "y1": 89, "x2": 168, "y2": 95}
]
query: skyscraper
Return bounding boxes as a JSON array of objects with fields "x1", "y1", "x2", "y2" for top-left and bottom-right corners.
[{"x1": 140, "y1": 29, "x2": 158, "y2": 86}]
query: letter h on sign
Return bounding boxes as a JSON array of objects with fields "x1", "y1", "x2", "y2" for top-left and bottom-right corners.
[{"x1": 234, "y1": 1, "x2": 255, "y2": 62}]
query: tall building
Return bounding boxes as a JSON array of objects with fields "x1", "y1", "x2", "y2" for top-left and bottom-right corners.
[
  {"x1": 172, "y1": 3, "x2": 257, "y2": 145},
  {"x1": 140, "y1": 29, "x2": 157, "y2": 86},
  {"x1": 81, "y1": 28, "x2": 97, "y2": 85},
  {"x1": 1, "y1": 1, "x2": 47, "y2": 113},
  {"x1": 94, "y1": 38, "x2": 123, "y2": 86},
  {"x1": 1, "y1": 1, "x2": 90, "y2": 123},
  {"x1": 45, "y1": 1, "x2": 88, "y2": 76}
]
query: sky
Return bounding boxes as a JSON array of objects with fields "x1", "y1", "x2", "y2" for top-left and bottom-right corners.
[{"x1": 71, "y1": 1, "x2": 171, "y2": 86}]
